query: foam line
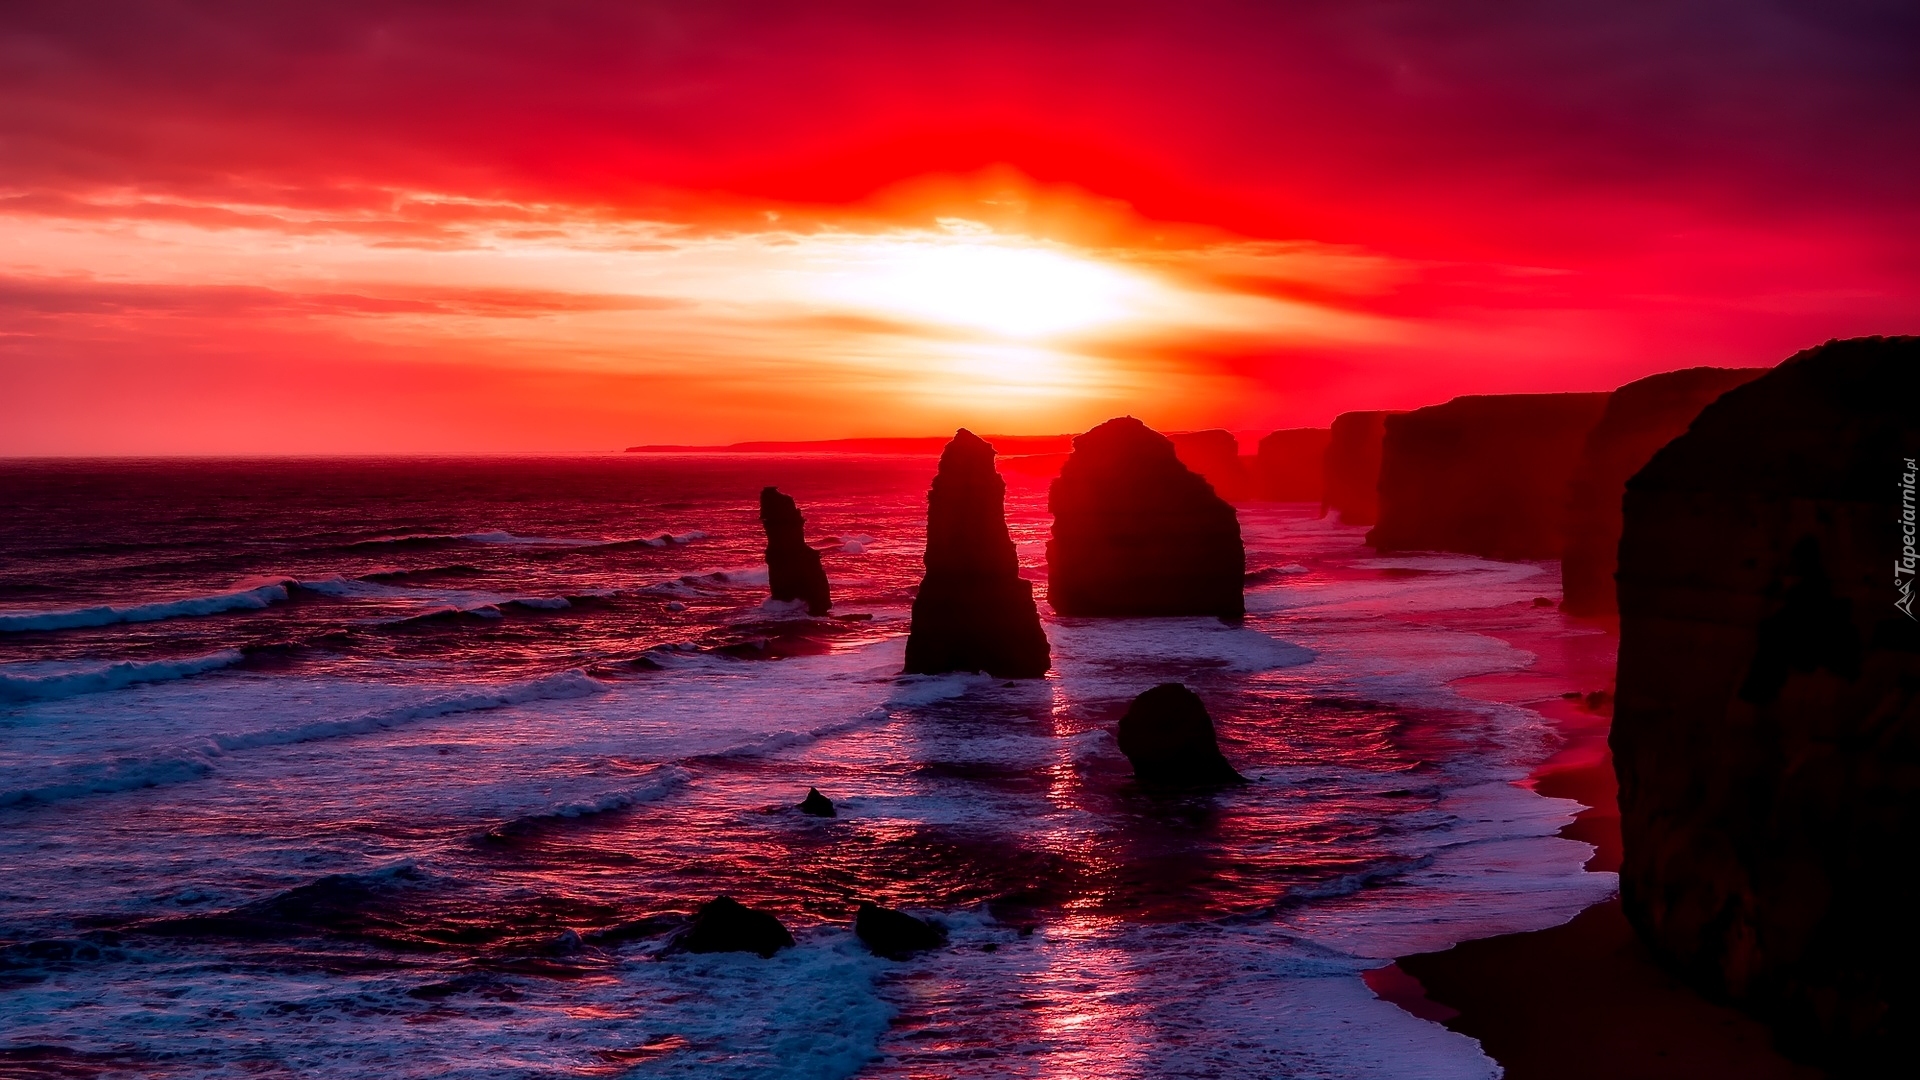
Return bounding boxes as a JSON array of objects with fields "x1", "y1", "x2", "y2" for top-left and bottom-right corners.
[{"x1": 0, "y1": 583, "x2": 291, "y2": 633}]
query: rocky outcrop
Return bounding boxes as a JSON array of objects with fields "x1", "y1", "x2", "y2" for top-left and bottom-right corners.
[
  {"x1": 1253, "y1": 427, "x2": 1332, "y2": 502},
  {"x1": 759, "y1": 486, "x2": 831, "y2": 615},
  {"x1": 664, "y1": 896, "x2": 795, "y2": 958},
  {"x1": 1367, "y1": 393, "x2": 1610, "y2": 559},
  {"x1": 1561, "y1": 368, "x2": 1767, "y2": 615},
  {"x1": 1168, "y1": 429, "x2": 1250, "y2": 502},
  {"x1": 1320, "y1": 411, "x2": 1401, "y2": 526},
  {"x1": 854, "y1": 902, "x2": 948, "y2": 960},
  {"x1": 1116, "y1": 683, "x2": 1243, "y2": 787},
  {"x1": 797, "y1": 787, "x2": 835, "y2": 817},
  {"x1": 903, "y1": 430, "x2": 1051, "y2": 677},
  {"x1": 1047, "y1": 418, "x2": 1245, "y2": 619},
  {"x1": 1611, "y1": 336, "x2": 1920, "y2": 1071}
]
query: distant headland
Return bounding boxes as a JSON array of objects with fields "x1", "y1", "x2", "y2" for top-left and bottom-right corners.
[{"x1": 625, "y1": 435, "x2": 1074, "y2": 455}]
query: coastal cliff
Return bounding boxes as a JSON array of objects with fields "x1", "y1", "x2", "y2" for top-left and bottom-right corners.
[
  {"x1": 903, "y1": 430, "x2": 1051, "y2": 677},
  {"x1": 1366, "y1": 393, "x2": 1610, "y2": 559},
  {"x1": 1561, "y1": 367, "x2": 1767, "y2": 615},
  {"x1": 758, "y1": 486, "x2": 831, "y2": 615},
  {"x1": 1167, "y1": 429, "x2": 1250, "y2": 503},
  {"x1": 1320, "y1": 411, "x2": 1400, "y2": 526},
  {"x1": 1253, "y1": 427, "x2": 1332, "y2": 502},
  {"x1": 1612, "y1": 336, "x2": 1920, "y2": 1071},
  {"x1": 1047, "y1": 417, "x2": 1244, "y2": 619}
]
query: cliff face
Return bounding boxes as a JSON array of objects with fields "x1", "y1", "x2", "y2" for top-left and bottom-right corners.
[
  {"x1": 1253, "y1": 427, "x2": 1332, "y2": 502},
  {"x1": 1366, "y1": 393, "x2": 1610, "y2": 559},
  {"x1": 1612, "y1": 336, "x2": 1920, "y2": 1071},
  {"x1": 1320, "y1": 411, "x2": 1400, "y2": 526},
  {"x1": 1047, "y1": 417, "x2": 1244, "y2": 619},
  {"x1": 1561, "y1": 367, "x2": 1767, "y2": 615},
  {"x1": 1167, "y1": 429, "x2": 1250, "y2": 503},
  {"x1": 758, "y1": 486, "x2": 831, "y2": 615},
  {"x1": 903, "y1": 430, "x2": 1052, "y2": 678}
]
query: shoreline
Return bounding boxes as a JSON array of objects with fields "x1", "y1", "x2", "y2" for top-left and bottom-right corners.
[{"x1": 1366, "y1": 609, "x2": 1825, "y2": 1079}]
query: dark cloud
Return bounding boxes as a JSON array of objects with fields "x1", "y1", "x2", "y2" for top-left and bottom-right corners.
[{"x1": 0, "y1": 1, "x2": 1912, "y2": 251}]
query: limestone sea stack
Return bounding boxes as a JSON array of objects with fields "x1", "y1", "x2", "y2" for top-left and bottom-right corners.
[
  {"x1": 1560, "y1": 367, "x2": 1767, "y2": 615},
  {"x1": 903, "y1": 430, "x2": 1051, "y2": 678},
  {"x1": 758, "y1": 486, "x2": 831, "y2": 616},
  {"x1": 1047, "y1": 417, "x2": 1245, "y2": 619},
  {"x1": 1167, "y1": 429, "x2": 1250, "y2": 502},
  {"x1": 1320, "y1": 410, "x2": 1401, "y2": 526},
  {"x1": 1612, "y1": 336, "x2": 1920, "y2": 1070},
  {"x1": 1116, "y1": 683, "x2": 1243, "y2": 787},
  {"x1": 1366, "y1": 393, "x2": 1610, "y2": 559},
  {"x1": 1253, "y1": 427, "x2": 1332, "y2": 502}
]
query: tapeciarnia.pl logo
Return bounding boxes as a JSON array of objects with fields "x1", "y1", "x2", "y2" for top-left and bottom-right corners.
[{"x1": 1899, "y1": 457, "x2": 1918, "y2": 620}]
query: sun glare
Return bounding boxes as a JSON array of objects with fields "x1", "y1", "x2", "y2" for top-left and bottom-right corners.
[{"x1": 823, "y1": 239, "x2": 1153, "y2": 338}]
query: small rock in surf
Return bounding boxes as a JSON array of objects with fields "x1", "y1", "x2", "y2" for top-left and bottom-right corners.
[
  {"x1": 854, "y1": 901, "x2": 948, "y2": 960},
  {"x1": 662, "y1": 896, "x2": 794, "y2": 958},
  {"x1": 1116, "y1": 683, "x2": 1245, "y2": 788}
]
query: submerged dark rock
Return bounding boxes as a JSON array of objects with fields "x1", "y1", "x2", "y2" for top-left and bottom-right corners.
[
  {"x1": 759, "y1": 487, "x2": 831, "y2": 616},
  {"x1": 1560, "y1": 367, "x2": 1767, "y2": 615},
  {"x1": 1047, "y1": 417, "x2": 1244, "y2": 619},
  {"x1": 663, "y1": 896, "x2": 794, "y2": 958},
  {"x1": 1367, "y1": 393, "x2": 1611, "y2": 559},
  {"x1": 904, "y1": 429, "x2": 1051, "y2": 678},
  {"x1": 1116, "y1": 683, "x2": 1243, "y2": 788},
  {"x1": 1320, "y1": 410, "x2": 1401, "y2": 526},
  {"x1": 1612, "y1": 336, "x2": 1920, "y2": 1071},
  {"x1": 854, "y1": 901, "x2": 948, "y2": 960},
  {"x1": 797, "y1": 787, "x2": 836, "y2": 817},
  {"x1": 1253, "y1": 427, "x2": 1332, "y2": 502}
]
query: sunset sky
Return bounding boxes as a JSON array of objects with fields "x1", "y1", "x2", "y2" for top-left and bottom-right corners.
[{"x1": 2, "y1": 1, "x2": 1915, "y2": 453}]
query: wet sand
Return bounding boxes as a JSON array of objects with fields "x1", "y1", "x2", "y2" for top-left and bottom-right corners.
[{"x1": 1367, "y1": 608, "x2": 1827, "y2": 1079}]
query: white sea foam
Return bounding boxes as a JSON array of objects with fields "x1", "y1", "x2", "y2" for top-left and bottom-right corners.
[
  {"x1": 0, "y1": 669, "x2": 610, "y2": 810},
  {"x1": 0, "y1": 501, "x2": 1624, "y2": 1079},
  {"x1": 0, "y1": 753, "x2": 216, "y2": 808},
  {"x1": 210, "y1": 669, "x2": 607, "y2": 752},
  {"x1": 0, "y1": 650, "x2": 246, "y2": 703},
  {"x1": 524, "y1": 764, "x2": 693, "y2": 822},
  {"x1": 0, "y1": 930, "x2": 895, "y2": 1080},
  {"x1": 0, "y1": 583, "x2": 291, "y2": 633}
]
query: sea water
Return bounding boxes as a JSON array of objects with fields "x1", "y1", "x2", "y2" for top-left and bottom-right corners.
[{"x1": 0, "y1": 455, "x2": 1614, "y2": 1078}]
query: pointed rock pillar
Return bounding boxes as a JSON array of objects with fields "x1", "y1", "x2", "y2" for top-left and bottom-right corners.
[{"x1": 904, "y1": 430, "x2": 1051, "y2": 677}]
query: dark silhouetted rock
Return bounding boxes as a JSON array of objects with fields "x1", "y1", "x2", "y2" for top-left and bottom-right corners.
[
  {"x1": 1168, "y1": 429, "x2": 1250, "y2": 502},
  {"x1": 1253, "y1": 427, "x2": 1332, "y2": 502},
  {"x1": 664, "y1": 896, "x2": 794, "y2": 958},
  {"x1": 1047, "y1": 418, "x2": 1244, "y2": 619},
  {"x1": 1612, "y1": 336, "x2": 1920, "y2": 1072},
  {"x1": 904, "y1": 430, "x2": 1051, "y2": 677},
  {"x1": 1560, "y1": 367, "x2": 1767, "y2": 615},
  {"x1": 759, "y1": 486, "x2": 831, "y2": 615},
  {"x1": 854, "y1": 902, "x2": 948, "y2": 960},
  {"x1": 797, "y1": 787, "x2": 835, "y2": 817},
  {"x1": 1367, "y1": 393, "x2": 1610, "y2": 559},
  {"x1": 1116, "y1": 683, "x2": 1243, "y2": 787},
  {"x1": 1321, "y1": 411, "x2": 1402, "y2": 526}
]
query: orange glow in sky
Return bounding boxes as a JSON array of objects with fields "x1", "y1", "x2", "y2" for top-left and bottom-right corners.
[{"x1": 1, "y1": 3, "x2": 1914, "y2": 453}]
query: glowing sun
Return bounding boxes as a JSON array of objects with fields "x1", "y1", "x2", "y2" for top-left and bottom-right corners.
[{"x1": 823, "y1": 238, "x2": 1154, "y2": 338}]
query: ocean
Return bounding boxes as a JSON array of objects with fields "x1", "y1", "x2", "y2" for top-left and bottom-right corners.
[{"x1": 0, "y1": 455, "x2": 1616, "y2": 1079}]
